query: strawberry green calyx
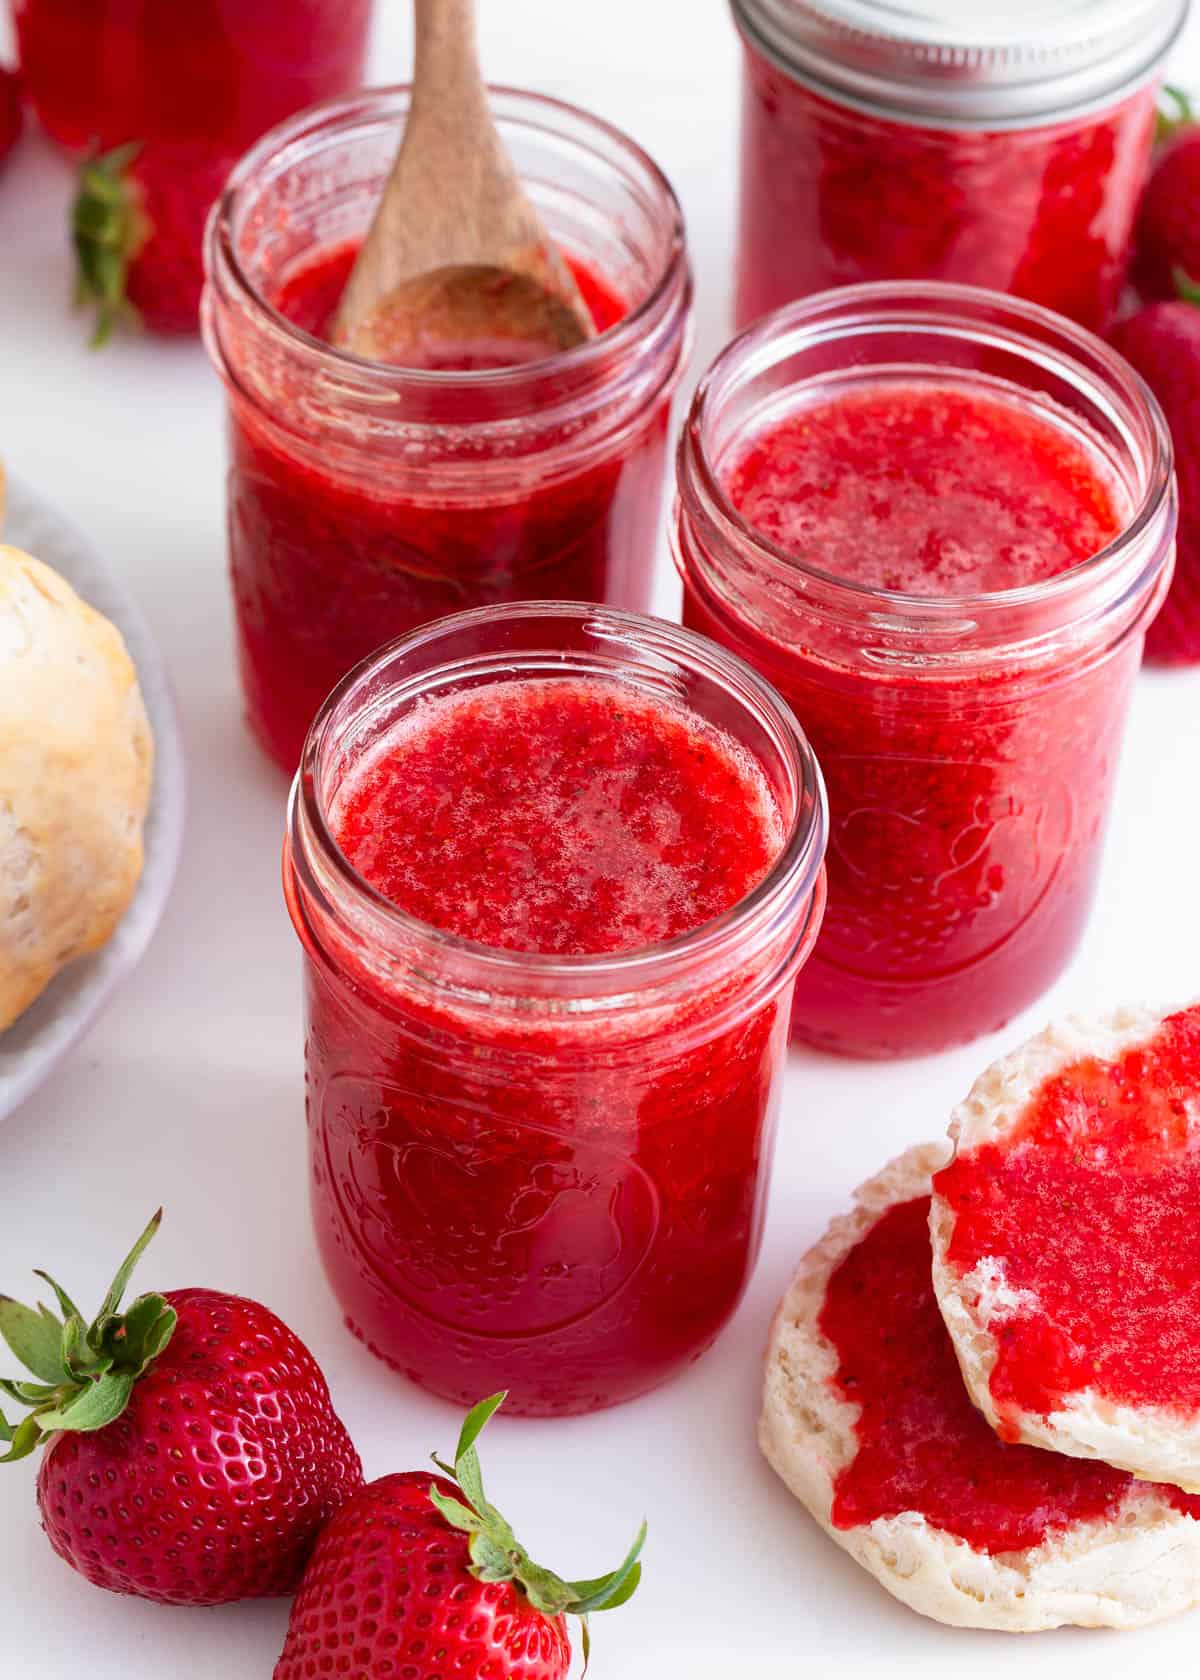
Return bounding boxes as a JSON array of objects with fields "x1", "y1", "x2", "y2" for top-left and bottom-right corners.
[
  {"x1": 72, "y1": 142, "x2": 149, "y2": 347},
  {"x1": 429, "y1": 1392, "x2": 646, "y2": 1667},
  {"x1": 0, "y1": 1211, "x2": 176, "y2": 1464},
  {"x1": 1157, "y1": 85, "x2": 1195, "y2": 147}
]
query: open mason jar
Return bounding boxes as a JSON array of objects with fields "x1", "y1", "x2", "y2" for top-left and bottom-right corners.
[
  {"x1": 676, "y1": 283, "x2": 1176, "y2": 1058},
  {"x1": 284, "y1": 603, "x2": 827, "y2": 1415},
  {"x1": 204, "y1": 87, "x2": 692, "y2": 770}
]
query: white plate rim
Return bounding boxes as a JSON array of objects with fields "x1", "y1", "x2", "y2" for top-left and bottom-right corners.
[{"x1": 0, "y1": 472, "x2": 187, "y2": 1121}]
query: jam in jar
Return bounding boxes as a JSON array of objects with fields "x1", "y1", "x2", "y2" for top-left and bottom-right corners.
[{"x1": 731, "y1": 0, "x2": 1186, "y2": 332}]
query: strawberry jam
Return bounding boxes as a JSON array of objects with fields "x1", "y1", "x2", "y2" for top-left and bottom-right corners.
[
  {"x1": 286, "y1": 606, "x2": 827, "y2": 1416},
  {"x1": 676, "y1": 288, "x2": 1175, "y2": 1057},
  {"x1": 689, "y1": 380, "x2": 1128, "y2": 1055},
  {"x1": 729, "y1": 0, "x2": 1180, "y2": 334},
  {"x1": 227, "y1": 245, "x2": 641, "y2": 771},
  {"x1": 735, "y1": 61, "x2": 1157, "y2": 335},
  {"x1": 935, "y1": 1006, "x2": 1200, "y2": 1427},
  {"x1": 822, "y1": 1192, "x2": 1200, "y2": 1548},
  {"x1": 14, "y1": 0, "x2": 371, "y2": 157},
  {"x1": 207, "y1": 90, "x2": 691, "y2": 774},
  {"x1": 722, "y1": 382, "x2": 1123, "y2": 595},
  {"x1": 332, "y1": 681, "x2": 781, "y2": 955}
]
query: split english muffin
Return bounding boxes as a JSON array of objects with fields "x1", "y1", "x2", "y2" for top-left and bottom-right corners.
[{"x1": 760, "y1": 1143, "x2": 1200, "y2": 1632}]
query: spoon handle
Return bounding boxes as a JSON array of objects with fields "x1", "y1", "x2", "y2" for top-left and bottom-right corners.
[{"x1": 411, "y1": 0, "x2": 487, "y2": 121}]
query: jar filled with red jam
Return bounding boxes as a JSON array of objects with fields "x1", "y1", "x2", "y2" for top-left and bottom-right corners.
[
  {"x1": 12, "y1": 0, "x2": 373, "y2": 156},
  {"x1": 284, "y1": 603, "x2": 827, "y2": 1415},
  {"x1": 204, "y1": 88, "x2": 692, "y2": 772},
  {"x1": 675, "y1": 283, "x2": 1175, "y2": 1059},
  {"x1": 731, "y1": 0, "x2": 1187, "y2": 333}
]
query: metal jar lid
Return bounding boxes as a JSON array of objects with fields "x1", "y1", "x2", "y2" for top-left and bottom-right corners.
[{"x1": 731, "y1": 0, "x2": 1190, "y2": 126}]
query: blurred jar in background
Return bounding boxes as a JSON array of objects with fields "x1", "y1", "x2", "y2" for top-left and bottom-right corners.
[
  {"x1": 13, "y1": 0, "x2": 372, "y2": 154},
  {"x1": 12, "y1": 0, "x2": 373, "y2": 331},
  {"x1": 731, "y1": 0, "x2": 1187, "y2": 334}
]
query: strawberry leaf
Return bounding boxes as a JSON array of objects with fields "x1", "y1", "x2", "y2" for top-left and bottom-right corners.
[
  {"x1": 428, "y1": 1487, "x2": 483, "y2": 1536},
  {"x1": 468, "y1": 1531, "x2": 518, "y2": 1583},
  {"x1": 32, "y1": 1271, "x2": 84, "y2": 1325},
  {"x1": 0, "y1": 1412, "x2": 43, "y2": 1465},
  {"x1": 454, "y1": 1391, "x2": 507, "y2": 1464},
  {"x1": 451, "y1": 1390, "x2": 505, "y2": 1513},
  {"x1": 36, "y1": 1370, "x2": 135, "y2": 1434},
  {"x1": 105, "y1": 1292, "x2": 176, "y2": 1375},
  {"x1": 1158, "y1": 84, "x2": 1195, "y2": 145},
  {"x1": 0, "y1": 1298, "x2": 69, "y2": 1385},
  {"x1": 429, "y1": 1395, "x2": 644, "y2": 1665},
  {"x1": 569, "y1": 1522, "x2": 646, "y2": 1615},
  {"x1": 0, "y1": 1378, "x2": 59, "y2": 1406},
  {"x1": 1174, "y1": 266, "x2": 1200, "y2": 308},
  {"x1": 62, "y1": 1315, "x2": 99, "y2": 1379},
  {"x1": 94, "y1": 1211, "x2": 162, "y2": 1334}
]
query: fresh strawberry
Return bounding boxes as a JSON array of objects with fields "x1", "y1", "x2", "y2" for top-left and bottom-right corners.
[
  {"x1": 275, "y1": 1393, "x2": 645, "y2": 1680},
  {"x1": 71, "y1": 141, "x2": 234, "y2": 341},
  {"x1": 1133, "y1": 88, "x2": 1200, "y2": 300},
  {"x1": 0, "y1": 65, "x2": 21, "y2": 167},
  {"x1": 0, "y1": 1212, "x2": 363, "y2": 1605},
  {"x1": 1110, "y1": 291, "x2": 1200, "y2": 663}
]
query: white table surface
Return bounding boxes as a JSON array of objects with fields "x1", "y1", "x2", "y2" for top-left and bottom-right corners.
[{"x1": 3, "y1": 3, "x2": 1200, "y2": 1676}]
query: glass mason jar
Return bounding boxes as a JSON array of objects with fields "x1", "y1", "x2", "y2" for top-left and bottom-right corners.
[
  {"x1": 675, "y1": 284, "x2": 1176, "y2": 1059},
  {"x1": 284, "y1": 603, "x2": 828, "y2": 1416},
  {"x1": 12, "y1": 0, "x2": 374, "y2": 154},
  {"x1": 731, "y1": 0, "x2": 1188, "y2": 333},
  {"x1": 204, "y1": 88, "x2": 692, "y2": 772}
]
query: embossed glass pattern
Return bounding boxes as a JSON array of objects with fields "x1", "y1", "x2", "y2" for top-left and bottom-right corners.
[
  {"x1": 204, "y1": 88, "x2": 692, "y2": 771},
  {"x1": 285, "y1": 604, "x2": 828, "y2": 1415},
  {"x1": 675, "y1": 284, "x2": 1176, "y2": 1058}
]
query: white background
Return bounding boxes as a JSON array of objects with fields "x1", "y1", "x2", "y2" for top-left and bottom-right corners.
[{"x1": 2, "y1": 2, "x2": 1200, "y2": 1675}]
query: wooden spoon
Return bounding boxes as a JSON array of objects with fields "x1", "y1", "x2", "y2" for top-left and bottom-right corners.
[{"x1": 333, "y1": 0, "x2": 595, "y2": 364}]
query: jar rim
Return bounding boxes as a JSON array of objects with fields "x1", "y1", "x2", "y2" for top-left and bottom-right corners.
[
  {"x1": 287, "y1": 601, "x2": 828, "y2": 1009},
  {"x1": 679, "y1": 279, "x2": 1175, "y2": 626},
  {"x1": 731, "y1": 0, "x2": 1187, "y2": 128},
  {"x1": 207, "y1": 82, "x2": 688, "y2": 400}
]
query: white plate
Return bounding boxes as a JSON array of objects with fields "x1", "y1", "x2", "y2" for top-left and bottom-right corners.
[{"x1": 0, "y1": 473, "x2": 186, "y2": 1121}]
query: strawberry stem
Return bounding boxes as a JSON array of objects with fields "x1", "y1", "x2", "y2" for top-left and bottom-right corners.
[
  {"x1": 0, "y1": 1213, "x2": 176, "y2": 1462},
  {"x1": 428, "y1": 1393, "x2": 645, "y2": 1666},
  {"x1": 72, "y1": 142, "x2": 148, "y2": 347}
]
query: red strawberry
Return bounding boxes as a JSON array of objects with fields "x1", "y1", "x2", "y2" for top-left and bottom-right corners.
[
  {"x1": 1110, "y1": 293, "x2": 1200, "y2": 663},
  {"x1": 1133, "y1": 88, "x2": 1200, "y2": 300},
  {"x1": 71, "y1": 142, "x2": 234, "y2": 341},
  {"x1": 0, "y1": 65, "x2": 21, "y2": 167},
  {"x1": 0, "y1": 1212, "x2": 363, "y2": 1605},
  {"x1": 275, "y1": 1393, "x2": 645, "y2": 1680}
]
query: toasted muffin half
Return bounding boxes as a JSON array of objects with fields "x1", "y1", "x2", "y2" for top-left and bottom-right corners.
[{"x1": 761, "y1": 1143, "x2": 1200, "y2": 1632}]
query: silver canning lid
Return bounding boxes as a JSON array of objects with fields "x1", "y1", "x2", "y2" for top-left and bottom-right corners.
[{"x1": 731, "y1": 0, "x2": 1190, "y2": 126}]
